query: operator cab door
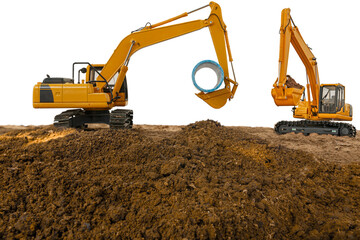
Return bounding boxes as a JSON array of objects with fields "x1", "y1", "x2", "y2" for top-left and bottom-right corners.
[{"x1": 319, "y1": 85, "x2": 345, "y2": 113}]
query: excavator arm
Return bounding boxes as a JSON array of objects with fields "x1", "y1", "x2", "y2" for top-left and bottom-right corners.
[
  {"x1": 272, "y1": 8, "x2": 320, "y2": 108},
  {"x1": 97, "y1": 2, "x2": 237, "y2": 109}
]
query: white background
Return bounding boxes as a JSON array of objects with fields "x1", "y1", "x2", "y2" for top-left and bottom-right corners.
[{"x1": 1, "y1": 0, "x2": 359, "y2": 128}]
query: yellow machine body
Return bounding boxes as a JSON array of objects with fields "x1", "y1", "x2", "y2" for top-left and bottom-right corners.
[
  {"x1": 33, "y1": 83, "x2": 111, "y2": 109},
  {"x1": 292, "y1": 83, "x2": 353, "y2": 121},
  {"x1": 33, "y1": 64, "x2": 127, "y2": 110}
]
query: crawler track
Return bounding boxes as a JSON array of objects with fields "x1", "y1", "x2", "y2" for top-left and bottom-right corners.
[
  {"x1": 54, "y1": 109, "x2": 133, "y2": 129},
  {"x1": 54, "y1": 109, "x2": 85, "y2": 128},
  {"x1": 109, "y1": 109, "x2": 133, "y2": 129},
  {"x1": 275, "y1": 120, "x2": 356, "y2": 137}
]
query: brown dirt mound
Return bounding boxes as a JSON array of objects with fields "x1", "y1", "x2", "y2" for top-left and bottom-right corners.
[
  {"x1": 286, "y1": 75, "x2": 304, "y2": 89},
  {"x1": 0, "y1": 121, "x2": 360, "y2": 239}
]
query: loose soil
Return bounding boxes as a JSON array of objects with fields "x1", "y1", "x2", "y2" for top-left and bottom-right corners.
[
  {"x1": 0, "y1": 120, "x2": 359, "y2": 239},
  {"x1": 286, "y1": 75, "x2": 304, "y2": 89}
]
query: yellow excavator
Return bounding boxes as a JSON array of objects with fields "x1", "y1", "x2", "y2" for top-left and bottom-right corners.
[
  {"x1": 33, "y1": 2, "x2": 237, "y2": 128},
  {"x1": 271, "y1": 8, "x2": 356, "y2": 137}
]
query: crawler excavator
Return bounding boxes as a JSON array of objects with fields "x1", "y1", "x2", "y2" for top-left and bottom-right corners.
[
  {"x1": 32, "y1": 2, "x2": 237, "y2": 128},
  {"x1": 271, "y1": 8, "x2": 356, "y2": 137}
]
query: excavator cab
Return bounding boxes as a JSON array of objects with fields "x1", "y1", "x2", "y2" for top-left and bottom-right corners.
[{"x1": 319, "y1": 84, "x2": 345, "y2": 114}]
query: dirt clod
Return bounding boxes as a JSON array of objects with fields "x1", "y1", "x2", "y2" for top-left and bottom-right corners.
[{"x1": 0, "y1": 121, "x2": 360, "y2": 239}]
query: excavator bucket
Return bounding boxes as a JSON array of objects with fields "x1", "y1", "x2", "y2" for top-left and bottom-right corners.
[
  {"x1": 271, "y1": 86, "x2": 304, "y2": 106},
  {"x1": 196, "y1": 88, "x2": 232, "y2": 109},
  {"x1": 272, "y1": 76, "x2": 305, "y2": 106}
]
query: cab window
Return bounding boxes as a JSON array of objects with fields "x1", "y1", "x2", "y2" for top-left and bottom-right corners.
[
  {"x1": 336, "y1": 86, "x2": 345, "y2": 111},
  {"x1": 89, "y1": 67, "x2": 118, "y2": 87},
  {"x1": 320, "y1": 86, "x2": 336, "y2": 113}
]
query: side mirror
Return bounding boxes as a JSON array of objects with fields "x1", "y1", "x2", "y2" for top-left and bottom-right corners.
[{"x1": 80, "y1": 68, "x2": 87, "y2": 74}]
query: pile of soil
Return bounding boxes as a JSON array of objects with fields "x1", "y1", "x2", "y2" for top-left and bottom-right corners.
[
  {"x1": 286, "y1": 75, "x2": 304, "y2": 89},
  {"x1": 0, "y1": 120, "x2": 359, "y2": 239}
]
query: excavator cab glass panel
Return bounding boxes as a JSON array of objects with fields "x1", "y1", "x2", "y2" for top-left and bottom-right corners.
[
  {"x1": 336, "y1": 86, "x2": 345, "y2": 112},
  {"x1": 89, "y1": 66, "x2": 103, "y2": 82},
  {"x1": 319, "y1": 85, "x2": 337, "y2": 113},
  {"x1": 107, "y1": 72, "x2": 119, "y2": 87},
  {"x1": 89, "y1": 66, "x2": 119, "y2": 87}
]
